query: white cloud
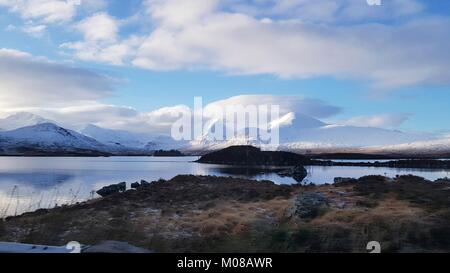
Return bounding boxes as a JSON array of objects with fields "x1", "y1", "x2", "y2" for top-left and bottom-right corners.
[
  {"x1": 60, "y1": 12, "x2": 143, "y2": 65},
  {"x1": 58, "y1": 0, "x2": 450, "y2": 89},
  {"x1": 61, "y1": 35, "x2": 143, "y2": 65},
  {"x1": 133, "y1": 1, "x2": 450, "y2": 89},
  {"x1": 22, "y1": 24, "x2": 47, "y2": 37},
  {"x1": 0, "y1": 77, "x2": 413, "y2": 135},
  {"x1": 75, "y1": 12, "x2": 118, "y2": 42},
  {"x1": 0, "y1": 48, "x2": 115, "y2": 109},
  {"x1": 204, "y1": 95, "x2": 341, "y2": 118},
  {"x1": 230, "y1": 0, "x2": 424, "y2": 23},
  {"x1": 0, "y1": 0, "x2": 107, "y2": 37},
  {"x1": 5, "y1": 24, "x2": 17, "y2": 31},
  {"x1": 10, "y1": 103, "x2": 192, "y2": 134},
  {"x1": 0, "y1": 0, "x2": 78, "y2": 23},
  {"x1": 145, "y1": 0, "x2": 219, "y2": 28},
  {"x1": 4, "y1": 22, "x2": 47, "y2": 38},
  {"x1": 340, "y1": 113, "x2": 411, "y2": 128}
]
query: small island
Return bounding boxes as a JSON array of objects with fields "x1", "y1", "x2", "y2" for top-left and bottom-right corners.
[
  {"x1": 197, "y1": 145, "x2": 450, "y2": 170},
  {"x1": 153, "y1": 149, "x2": 184, "y2": 157},
  {"x1": 196, "y1": 146, "x2": 310, "y2": 182},
  {"x1": 196, "y1": 145, "x2": 312, "y2": 166}
]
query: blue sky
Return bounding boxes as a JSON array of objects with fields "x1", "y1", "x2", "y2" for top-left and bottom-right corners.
[{"x1": 0, "y1": 0, "x2": 449, "y2": 134}]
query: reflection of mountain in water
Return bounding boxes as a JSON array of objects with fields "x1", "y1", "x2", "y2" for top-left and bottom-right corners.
[
  {"x1": 210, "y1": 165, "x2": 292, "y2": 178},
  {"x1": 0, "y1": 172, "x2": 74, "y2": 188},
  {"x1": 211, "y1": 166, "x2": 269, "y2": 177}
]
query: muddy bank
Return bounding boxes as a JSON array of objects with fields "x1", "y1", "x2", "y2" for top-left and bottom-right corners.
[{"x1": 1, "y1": 175, "x2": 449, "y2": 253}]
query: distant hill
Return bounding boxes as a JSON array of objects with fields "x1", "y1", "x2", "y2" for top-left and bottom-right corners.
[
  {"x1": 196, "y1": 145, "x2": 311, "y2": 166},
  {"x1": 153, "y1": 150, "x2": 184, "y2": 157},
  {"x1": 81, "y1": 124, "x2": 155, "y2": 149},
  {"x1": 0, "y1": 112, "x2": 448, "y2": 157},
  {"x1": 0, "y1": 123, "x2": 110, "y2": 156}
]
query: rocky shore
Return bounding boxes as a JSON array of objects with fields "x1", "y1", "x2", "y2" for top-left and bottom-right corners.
[{"x1": 1, "y1": 174, "x2": 449, "y2": 253}]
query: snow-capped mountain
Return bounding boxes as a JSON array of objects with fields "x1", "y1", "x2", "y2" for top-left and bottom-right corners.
[
  {"x1": 81, "y1": 124, "x2": 187, "y2": 152},
  {"x1": 0, "y1": 112, "x2": 54, "y2": 131},
  {"x1": 0, "y1": 123, "x2": 108, "y2": 155},
  {"x1": 187, "y1": 112, "x2": 436, "y2": 153},
  {"x1": 0, "y1": 111, "x2": 446, "y2": 156},
  {"x1": 283, "y1": 125, "x2": 433, "y2": 148},
  {"x1": 81, "y1": 124, "x2": 155, "y2": 149},
  {"x1": 363, "y1": 137, "x2": 450, "y2": 155},
  {"x1": 145, "y1": 135, "x2": 190, "y2": 151}
]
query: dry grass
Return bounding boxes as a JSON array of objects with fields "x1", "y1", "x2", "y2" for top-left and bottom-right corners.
[{"x1": 1, "y1": 175, "x2": 449, "y2": 252}]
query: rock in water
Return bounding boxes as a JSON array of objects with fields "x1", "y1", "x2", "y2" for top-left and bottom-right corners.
[
  {"x1": 277, "y1": 165, "x2": 308, "y2": 182},
  {"x1": 96, "y1": 182, "x2": 126, "y2": 197},
  {"x1": 289, "y1": 192, "x2": 329, "y2": 219}
]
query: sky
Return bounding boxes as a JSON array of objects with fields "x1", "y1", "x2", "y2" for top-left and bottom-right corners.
[{"x1": 0, "y1": 0, "x2": 449, "y2": 135}]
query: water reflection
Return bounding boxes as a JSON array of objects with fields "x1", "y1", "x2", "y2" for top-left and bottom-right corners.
[{"x1": 0, "y1": 172, "x2": 74, "y2": 188}]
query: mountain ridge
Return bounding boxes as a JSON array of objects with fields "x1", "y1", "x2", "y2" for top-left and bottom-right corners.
[
  {"x1": 0, "y1": 123, "x2": 110, "y2": 156},
  {"x1": 0, "y1": 112, "x2": 448, "y2": 156}
]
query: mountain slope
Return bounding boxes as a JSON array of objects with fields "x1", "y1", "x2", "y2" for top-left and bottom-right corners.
[
  {"x1": 363, "y1": 137, "x2": 450, "y2": 156},
  {"x1": 284, "y1": 125, "x2": 434, "y2": 148},
  {"x1": 0, "y1": 112, "x2": 53, "y2": 131},
  {"x1": 81, "y1": 124, "x2": 155, "y2": 149},
  {"x1": 81, "y1": 124, "x2": 188, "y2": 152},
  {"x1": 187, "y1": 113, "x2": 435, "y2": 153},
  {"x1": 0, "y1": 123, "x2": 109, "y2": 155},
  {"x1": 0, "y1": 112, "x2": 443, "y2": 156}
]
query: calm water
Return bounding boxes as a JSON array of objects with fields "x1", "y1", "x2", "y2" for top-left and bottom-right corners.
[{"x1": 0, "y1": 156, "x2": 449, "y2": 217}]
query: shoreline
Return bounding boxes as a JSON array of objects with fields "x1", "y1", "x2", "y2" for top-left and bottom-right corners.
[{"x1": 1, "y1": 174, "x2": 449, "y2": 253}]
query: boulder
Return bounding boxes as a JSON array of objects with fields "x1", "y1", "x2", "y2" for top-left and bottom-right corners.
[
  {"x1": 131, "y1": 180, "x2": 152, "y2": 189},
  {"x1": 288, "y1": 192, "x2": 329, "y2": 219},
  {"x1": 96, "y1": 182, "x2": 126, "y2": 197},
  {"x1": 333, "y1": 177, "x2": 358, "y2": 186},
  {"x1": 131, "y1": 182, "x2": 140, "y2": 189},
  {"x1": 277, "y1": 165, "x2": 308, "y2": 182},
  {"x1": 435, "y1": 177, "x2": 450, "y2": 184}
]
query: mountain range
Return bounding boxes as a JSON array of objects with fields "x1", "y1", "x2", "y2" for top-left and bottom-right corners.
[
  {"x1": 0, "y1": 122, "x2": 107, "y2": 156},
  {"x1": 0, "y1": 112, "x2": 448, "y2": 156}
]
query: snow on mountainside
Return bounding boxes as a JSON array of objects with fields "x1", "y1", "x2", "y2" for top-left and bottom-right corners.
[
  {"x1": 0, "y1": 112, "x2": 54, "y2": 131},
  {"x1": 81, "y1": 124, "x2": 155, "y2": 149},
  {"x1": 187, "y1": 113, "x2": 435, "y2": 153},
  {"x1": 283, "y1": 125, "x2": 434, "y2": 148},
  {"x1": 363, "y1": 137, "x2": 450, "y2": 155},
  {"x1": 0, "y1": 112, "x2": 445, "y2": 156},
  {"x1": 0, "y1": 123, "x2": 108, "y2": 154},
  {"x1": 145, "y1": 135, "x2": 190, "y2": 151},
  {"x1": 81, "y1": 124, "x2": 186, "y2": 152}
]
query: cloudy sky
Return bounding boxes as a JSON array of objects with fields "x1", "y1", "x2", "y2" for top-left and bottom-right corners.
[{"x1": 0, "y1": 0, "x2": 449, "y2": 134}]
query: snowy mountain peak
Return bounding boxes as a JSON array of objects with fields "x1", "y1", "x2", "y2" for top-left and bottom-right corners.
[
  {"x1": 0, "y1": 123, "x2": 106, "y2": 153},
  {"x1": 0, "y1": 112, "x2": 53, "y2": 131}
]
